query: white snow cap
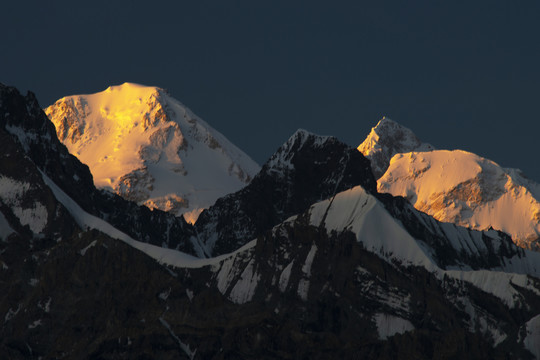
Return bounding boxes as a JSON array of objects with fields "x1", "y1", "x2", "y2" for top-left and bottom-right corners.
[
  {"x1": 358, "y1": 117, "x2": 434, "y2": 178},
  {"x1": 359, "y1": 117, "x2": 540, "y2": 250},
  {"x1": 378, "y1": 149, "x2": 540, "y2": 249},
  {"x1": 45, "y1": 82, "x2": 260, "y2": 223}
]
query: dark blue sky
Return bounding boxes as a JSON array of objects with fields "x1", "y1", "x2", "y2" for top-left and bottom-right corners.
[{"x1": 2, "y1": 1, "x2": 540, "y2": 180}]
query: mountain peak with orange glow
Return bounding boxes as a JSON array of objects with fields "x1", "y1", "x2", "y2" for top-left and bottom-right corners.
[
  {"x1": 359, "y1": 118, "x2": 540, "y2": 250},
  {"x1": 44, "y1": 83, "x2": 260, "y2": 223},
  {"x1": 358, "y1": 117, "x2": 434, "y2": 178},
  {"x1": 379, "y1": 150, "x2": 540, "y2": 249}
]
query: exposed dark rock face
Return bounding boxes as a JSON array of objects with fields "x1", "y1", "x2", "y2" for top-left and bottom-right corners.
[
  {"x1": 2, "y1": 212, "x2": 538, "y2": 359},
  {"x1": 0, "y1": 129, "x2": 77, "y2": 242},
  {"x1": 0, "y1": 84, "x2": 196, "y2": 253},
  {"x1": 195, "y1": 130, "x2": 377, "y2": 256},
  {"x1": 1, "y1": 229, "x2": 191, "y2": 359}
]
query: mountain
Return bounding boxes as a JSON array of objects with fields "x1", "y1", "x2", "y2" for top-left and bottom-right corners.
[
  {"x1": 379, "y1": 150, "x2": 540, "y2": 250},
  {"x1": 359, "y1": 119, "x2": 540, "y2": 250},
  {"x1": 12, "y1": 176, "x2": 540, "y2": 358},
  {"x1": 0, "y1": 83, "x2": 198, "y2": 254},
  {"x1": 2, "y1": 83, "x2": 540, "y2": 359},
  {"x1": 45, "y1": 83, "x2": 259, "y2": 223},
  {"x1": 194, "y1": 129, "x2": 377, "y2": 256},
  {"x1": 357, "y1": 117, "x2": 434, "y2": 178}
]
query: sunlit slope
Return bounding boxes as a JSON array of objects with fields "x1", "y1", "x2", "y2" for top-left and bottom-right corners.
[
  {"x1": 45, "y1": 83, "x2": 260, "y2": 222},
  {"x1": 358, "y1": 117, "x2": 434, "y2": 178},
  {"x1": 378, "y1": 150, "x2": 540, "y2": 249}
]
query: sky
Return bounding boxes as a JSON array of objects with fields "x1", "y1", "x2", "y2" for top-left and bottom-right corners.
[{"x1": 2, "y1": 1, "x2": 540, "y2": 181}]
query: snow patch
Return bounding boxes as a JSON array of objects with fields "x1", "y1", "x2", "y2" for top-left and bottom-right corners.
[
  {"x1": 373, "y1": 313, "x2": 414, "y2": 339},
  {"x1": 79, "y1": 240, "x2": 97, "y2": 256},
  {"x1": 13, "y1": 203, "x2": 47, "y2": 233},
  {"x1": 0, "y1": 176, "x2": 47, "y2": 233},
  {"x1": 279, "y1": 260, "x2": 294, "y2": 292},
  {"x1": 158, "y1": 288, "x2": 171, "y2": 301},
  {"x1": 215, "y1": 255, "x2": 242, "y2": 294},
  {"x1": 228, "y1": 259, "x2": 260, "y2": 304},
  {"x1": 28, "y1": 319, "x2": 42, "y2": 329},
  {"x1": 523, "y1": 314, "x2": 540, "y2": 359},
  {"x1": 0, "y1": 175, "x2": 31, "y2": 200},
  {"x1": 301, "y1": 244, "x2": 317, "y2": 277},
  {"x1": 159, "y1": 317, "x2": 196, "y2": 359},
  {"x1": 38, "y1": 297, "x2": 51, "y2": 313},
  {"x1": 4, "y1": 304, "x2": 21, "y2": 322}
]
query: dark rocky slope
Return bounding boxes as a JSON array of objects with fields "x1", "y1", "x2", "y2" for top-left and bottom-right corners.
[
  {"x1": 194, "y1": 130, "x2": 377, "y2": 256},
  {"x1": 2, "y1": 209, "x2": 538, "y2": 359}
]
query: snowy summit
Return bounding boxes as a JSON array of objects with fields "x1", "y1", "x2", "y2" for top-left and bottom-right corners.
[
  {"x1": 45, "y1": 83, "x2": 260, "y2": 223},
  {"x1": 379, "y1": 150, "x2": 540, "y2": 250},
  {"x1": 358, "y1": 117, "x2": 540, "y2": 250},
  {"x1": 358, "y1": 117, "x2": 434, "y2": 178}
]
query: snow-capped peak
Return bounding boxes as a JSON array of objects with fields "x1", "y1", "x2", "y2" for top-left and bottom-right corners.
[
  {"x1": 44, "y1": 83, "x2": 260, "y2": 223},
  {"x1": 358, "y1": 117, "x2": 434, "y2": 178},
  {"x1": 378, "y1": 149, "x2": 540, "y2": 249}
]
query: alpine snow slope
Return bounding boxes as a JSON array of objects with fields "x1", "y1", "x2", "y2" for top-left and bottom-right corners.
[
  {"x1": 45, "y1": 83, "x2": 259, "y2": 223},
  {"x1": 358, "y1": 117, "x2": 434, "y2": 178},
  {"x1": 1, "y1": 83, "x2": 540, "y2": 359},
  {"x1": 359, "y1": 118, "x2": 540, "y2": 250}
]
